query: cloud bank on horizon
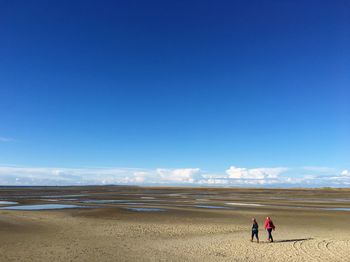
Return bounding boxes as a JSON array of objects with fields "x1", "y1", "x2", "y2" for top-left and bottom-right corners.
[{"x1": 0, "y1": 165, "x2": 349, "y2": 187}]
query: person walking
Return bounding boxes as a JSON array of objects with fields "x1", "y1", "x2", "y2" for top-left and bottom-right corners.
[
  {"x1": 251, "y1": 218, "x2": 259, "y2": 243},
  {"x1": 264, "y1": 216, "x2": 275, "y2": 242}
]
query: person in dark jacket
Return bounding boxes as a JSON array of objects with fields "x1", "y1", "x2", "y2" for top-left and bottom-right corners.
[
  {"x1": 264, "y1": 216, "x2": 275, "y2": 242},
  {"x1": 251, "y1": 218, "x2": 259, "y2": 243}
]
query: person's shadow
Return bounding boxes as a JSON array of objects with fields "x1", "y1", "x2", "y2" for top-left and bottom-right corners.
[{"x1": 273, "y1": 238, "x2": 313, "y2": 243}]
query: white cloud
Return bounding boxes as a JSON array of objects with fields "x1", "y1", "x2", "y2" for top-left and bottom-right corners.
[
  {"x1": 202, "y1": 178, "x2": 229, "y2": 185},
  {"x1": 0, "y1": 165, "x2": 348, "y2": 187},
  {"x1": 341, "y1": 170, "x2": 349, "y2": 176},
  {"x1": 0, "y1": 166, "x2": 204, "y2": 185},
  {"x1": 225, "y1": 166, "x2": 287, "y2": 180},
  {"x1": 156, "y1": 168, "x2": 201, "y2": 183},
  {"x1": 0, "y1": 166, "x2": 144, "y2": 185},
  {"x1": 132, "y1": 172, "x2": 147, "y2": 183}
]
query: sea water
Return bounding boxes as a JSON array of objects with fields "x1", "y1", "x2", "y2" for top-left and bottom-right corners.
[{"x1": 0, "y1": 204, "x2": 85, "y2": 210}]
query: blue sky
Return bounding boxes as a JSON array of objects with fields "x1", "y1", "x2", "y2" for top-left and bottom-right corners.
[{"x1": 0, "y1": 0, "x2": 349, "y2": 186}]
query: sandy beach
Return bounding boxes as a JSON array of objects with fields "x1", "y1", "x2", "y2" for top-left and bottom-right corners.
[
  {"x1": 0, "y1": 186, "x2": 350, "y2": 261},
  {"x1": 2, "y1": 1, "x2": 348, "y2": 261}
]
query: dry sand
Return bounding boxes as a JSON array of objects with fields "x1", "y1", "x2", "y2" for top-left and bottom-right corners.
[{"x1": 0, "y1": 186, "x2": 350, "y2": 261}]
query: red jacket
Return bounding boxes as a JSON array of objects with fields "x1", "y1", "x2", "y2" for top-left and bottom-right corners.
[{"x1": 264, "y1": 219, "x2": 275, "y2": 229}]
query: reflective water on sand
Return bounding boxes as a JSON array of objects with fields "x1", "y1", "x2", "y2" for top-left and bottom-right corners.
[
  {"x1": 81, "y1": 200, "x2": 129, "y2": 204},
  {"x1": 195, "y1": 205, "x2": 229, "y2": 209},
  {"x1": 46, "y1": 198, "x2": 78, "y2": 202},
  {"x1": 225, "y1": 202, "x2": 264, "y2": 207},
  {"x1": 40, "y1": 195, "x2": 87, "y2": 198},
  {"x1": 0, "y1": 201, "x2": 18, "y2": 205},
  {"x1": 126, "y1": 207, "x2": 166, "y2": 212},
  {"x1": 0, "y1": 204, "x2": 85, "y2": 210},
  {"x1": 325, "y1": 208, "x2": 350, "y2": 211}
]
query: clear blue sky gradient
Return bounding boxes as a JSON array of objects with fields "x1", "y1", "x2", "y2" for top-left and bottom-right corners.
[{"x1": 0, "y1": 0, "x2": 349, "y2": 172}]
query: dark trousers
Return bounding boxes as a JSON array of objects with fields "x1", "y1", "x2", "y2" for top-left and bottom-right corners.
[
  {"x1": 251, "y1": 231, "x2": 259, "y2": 240},
  {"x1": 267, "y1": 228, "x2": 273, "y2": 242}
]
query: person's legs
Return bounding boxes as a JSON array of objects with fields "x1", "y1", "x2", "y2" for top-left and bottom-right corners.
[
  {"x1": 251, "y1": 232, "x2": 259, "y2": 243},
  {"x1": 270, "y1": 230, "x2": 273, "y2": 242},
  {"x1": 267, "y1": 229, "x2": 273, "y2": 242}
]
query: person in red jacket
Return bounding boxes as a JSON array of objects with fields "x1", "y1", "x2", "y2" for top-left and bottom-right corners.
[{"x1": 264, "y1": 216, "x2": 275, "y2": 242}]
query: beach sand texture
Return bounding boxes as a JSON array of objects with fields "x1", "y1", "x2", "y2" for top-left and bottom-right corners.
[{"x1": 0, "y1": 187, "x2": 349, "y2": 261}]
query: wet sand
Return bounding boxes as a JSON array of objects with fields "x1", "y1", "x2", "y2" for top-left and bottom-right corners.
[{"x1": 0, "y1": 186, "x2": 350, "y2": 261}]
